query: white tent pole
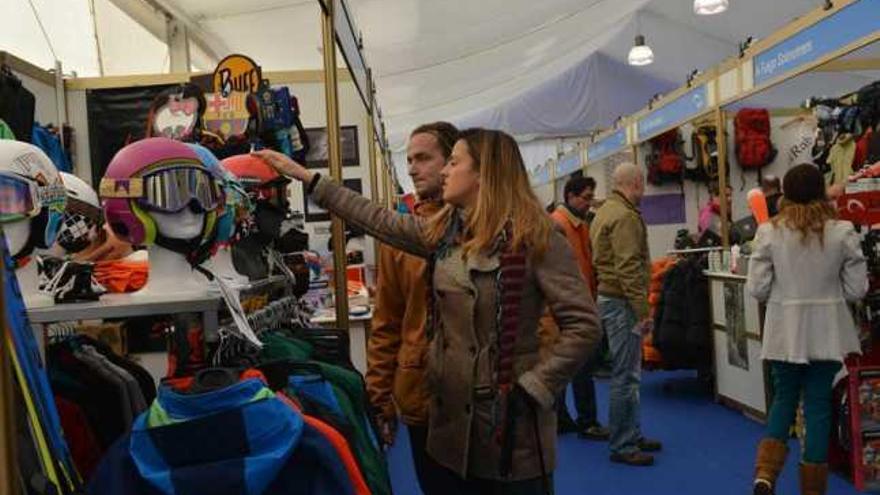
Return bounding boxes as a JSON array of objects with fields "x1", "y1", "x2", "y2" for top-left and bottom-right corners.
[
  {"x1": 166, "y1": 18, "x2": 191, "y2": 73},
  {"x1": 88, "y1": 0, "x2": 105, "y2": 77},
  {"x1": 146, "y1": 0, "x2": 226, "y2": 62},
  {"x1": 24, "y1": 0, "x2": 58, "y2": 61}
]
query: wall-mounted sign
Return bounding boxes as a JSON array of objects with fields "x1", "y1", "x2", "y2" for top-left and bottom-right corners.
[
  {"x1": 556, "y1": 151, "x2": 582, "y2": 177},
  {"x1": 203, "y1": 91, "x2": 251, "y2": 139},
  {"x1": 587, "y1": 128, "x2": 627, "y2": 163},
  {"x1": 152, "y1": 95, "x2": 200, "y2": 141},
  {"x1": 637, "y1": 85, "x2": 709, "y2": 142},
  {"x1": 753, "y1": 0, "x2": 880, "y2": 86},
  {"x1": 304, "y1": 126, "x2": 360, "y2": 168},
  {"x1": 213, "y1": 54, "x2": 263, "y2": 97}
]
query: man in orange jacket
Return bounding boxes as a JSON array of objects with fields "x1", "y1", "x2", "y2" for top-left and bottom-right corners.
[
  {"x1": 367, "y1": 122, "x2": 458, "y2": 493},
  {"x1": 544, "y1": 175, "x2": 610, "y2": 441}
]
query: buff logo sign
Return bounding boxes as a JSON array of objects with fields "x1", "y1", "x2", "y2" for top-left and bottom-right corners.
[{"x1": 212, "y1": 54, "x2": 263, "y2": 97}]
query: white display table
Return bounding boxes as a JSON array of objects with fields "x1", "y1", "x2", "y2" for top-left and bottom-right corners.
[{"x1": 705, "y1": 271, "x2": 771, "y2": 422}]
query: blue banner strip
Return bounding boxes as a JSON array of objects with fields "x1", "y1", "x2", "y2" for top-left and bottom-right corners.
[
  {"x1": 531, "y1": 166, "x2": 552, "y2": 186},
  {"x1": 637, "y1": 85, "x2": 709, "y2": 142},
  {"x1": 557, "y1": 152, "x2": 582, "y2": 177},
  {"x1": 753, "y1": 0, "x2": 880, "y2": 86},
  {"x1": 587, "y1": 128, "x2": 627, "y2": 163}
]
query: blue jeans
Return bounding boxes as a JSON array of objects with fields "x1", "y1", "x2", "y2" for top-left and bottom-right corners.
[{"x1": 599, "y1": 295, "x2": 642, "y2": 455}]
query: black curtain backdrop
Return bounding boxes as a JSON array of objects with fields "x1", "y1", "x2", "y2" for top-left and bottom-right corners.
[{"x1": 86, "y1": 84, "x2": 173, "y2": 186}]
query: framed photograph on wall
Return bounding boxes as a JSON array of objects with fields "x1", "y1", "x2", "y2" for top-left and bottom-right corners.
[
  {"x1": 304, "y1": 177, "x2": 362, "y2": 222},
  {"x1": 304, "y1": 126, "x2": 359, "y2": 168}
]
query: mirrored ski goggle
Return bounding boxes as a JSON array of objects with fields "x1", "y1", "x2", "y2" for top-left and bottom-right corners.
[
  {"x1": 0, "y1": 172, "x2": 66, "y2": 223},
  {"x1": 101, "y1": 165, "x2": 224, "y2": 214}
]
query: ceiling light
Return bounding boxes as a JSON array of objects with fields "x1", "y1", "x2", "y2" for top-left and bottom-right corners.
[
  {"x1": 628, "y1": 35, "x2": 654, "y2": 66},
  {"x1": 694, "y1": 0, "x2": 729, "y2": 15}
]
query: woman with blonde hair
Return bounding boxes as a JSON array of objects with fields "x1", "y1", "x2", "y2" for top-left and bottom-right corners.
[
  {"x1": 748, "y1": 164, "x2": 867, "y2": 495},
  {"x1": 254, "y1": 128, "x2": 600, "y2": 494}
]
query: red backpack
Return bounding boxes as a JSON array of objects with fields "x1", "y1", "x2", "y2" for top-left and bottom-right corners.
[
  {"x1": 735, "y1": 108, "x2": 776, "y2": 170},
  {"x1": 647, "y1": 129, "x2": 684, "y2": 185}
]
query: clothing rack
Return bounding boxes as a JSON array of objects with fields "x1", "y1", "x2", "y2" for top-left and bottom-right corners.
[
  {"x1": 213, "y1": 294, "x2": 309, "y2": 367},
  {"x1": 666, "y1": 247, "x2": 723, "y2": 255},
  {"x1": 45, "y1": 322, "x2": 79, "y2": 342},
  {"x1": 217, "y1": 294, "x2": 305, "y2": 336}
]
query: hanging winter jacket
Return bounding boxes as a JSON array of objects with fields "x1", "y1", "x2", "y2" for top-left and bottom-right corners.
[
  {"x1": 653, "y1": 256, "x2": 712, "y2": 369},
  {"x1": 258, "y1": 358, "x2": 392, "y2": 495},
  {"x1": 87, "y1": 375, "x2": 357, "y2": 495}
]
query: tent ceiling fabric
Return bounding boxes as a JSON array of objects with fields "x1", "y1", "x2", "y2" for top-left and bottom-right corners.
[
  {"x1": 143, "y1": 0, "x2": 827, "y2": 146},
  {"x1": 0, "y1": 0, "x2": 100, "y2": 75},
  {"x1": 2, "y1": 0, "x2": 867, "y2": 147},
  {"x1": 350, "y1": 0, "x2": 822, "y2": 145}
]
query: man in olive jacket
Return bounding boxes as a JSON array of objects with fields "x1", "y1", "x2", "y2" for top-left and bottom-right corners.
[{"x1": 590, "y1": 163, "x2": 662, "y2": 467}]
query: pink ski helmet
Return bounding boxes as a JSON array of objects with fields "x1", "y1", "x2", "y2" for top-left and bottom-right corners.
[{"x1": 100, "y1": 137, "x2": 223, "y2": 246}]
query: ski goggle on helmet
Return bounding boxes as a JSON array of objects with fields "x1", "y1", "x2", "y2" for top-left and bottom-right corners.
[
  {"x1": 100, "y1": 138, "x2": 224, "y2": 246},
  {"x1": 0, "y1": 141, "x2": 66, "y2": 249},
  {"x1": 187, "y1": 143, "x2": 253, "y2": 245}
]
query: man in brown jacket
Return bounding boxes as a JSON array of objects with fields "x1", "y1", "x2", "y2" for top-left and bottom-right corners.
[
  {"x1": 591, "y1": 163, "x2": 662, "y2": 467},
  {"x1": 368, "y1": 122, "x2": 458, "y2": 493}
]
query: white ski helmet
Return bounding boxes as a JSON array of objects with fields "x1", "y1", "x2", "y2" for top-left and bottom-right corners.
[
  {"x1": 57, "y1": 172, "x2": 103, "y2": 253},
  {"x1": 0, "y1": 141, "x2": 66, "y2": 258}
]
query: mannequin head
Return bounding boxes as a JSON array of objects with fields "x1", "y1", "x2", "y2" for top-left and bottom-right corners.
[
  {"x1": 221, "y1": 154, "x2": 290, "y2": 281},
  {"x1": 51, "y1": 172, "x2": 103, "y2": 256},
  {"x1": 0, "y1": 141, "x2": 66, "y2": 261},
  {"x1": 101, "y1": 137, "x2": 223, "y2": 255},
  {"x1": 101, "y1": 138, "x2": 225, "y2": 297},
  {"x1": 4, "y1": 220, "x2": 30, "y2": 258},
  {"x1": 221, "y1": 154, "x2": 288, "y2": 244},
  {"x1": 154, "y1": 208, "x2": 205, "y2": 239}
]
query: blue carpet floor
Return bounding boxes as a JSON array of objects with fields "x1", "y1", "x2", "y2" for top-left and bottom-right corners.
[{"x1": 386, "y1": 371, "x2": 861, "y2": 494}]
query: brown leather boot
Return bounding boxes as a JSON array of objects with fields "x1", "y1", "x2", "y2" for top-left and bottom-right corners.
[
  {"x1": 799, "y1": 463, "x2": 828, "y2": 495},
  {"x1": 753, "y1": 438, "x2": 788, "y2": 495}
]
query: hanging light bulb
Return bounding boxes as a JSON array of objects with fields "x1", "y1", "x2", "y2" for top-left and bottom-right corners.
[
  {"x1": 694, "y1": 0, "x2": 729, "y2": 15},
  {"x1": 628, "y1": 35, "x2": 654, "y2": 66}
]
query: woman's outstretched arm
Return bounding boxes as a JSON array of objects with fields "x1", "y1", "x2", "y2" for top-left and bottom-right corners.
[{"x1": 253, "y1": 150, "x2": 433, "y2": 257}]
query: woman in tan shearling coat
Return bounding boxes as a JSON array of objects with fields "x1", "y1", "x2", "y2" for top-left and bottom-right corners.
[{"x1": 255, "y1": 128, "x2": 601, "y2": 494}]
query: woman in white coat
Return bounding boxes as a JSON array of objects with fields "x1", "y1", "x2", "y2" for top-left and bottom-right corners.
[{"x1": 747, "y1": 164, "x2": 867, "y2": 495}]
